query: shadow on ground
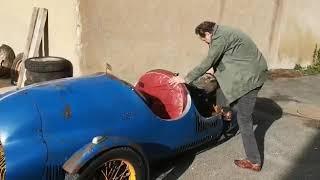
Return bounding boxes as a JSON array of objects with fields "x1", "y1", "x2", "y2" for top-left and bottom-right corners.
[
  {"x1": 282, "y1": 121, "x2": 320, "y2": 179},
  {"x1": 253, "y1": 97, "x2": 283, "y2": 165},
  {"x1": 151, "y1": 97, "x2": 283, "y2": 179}
]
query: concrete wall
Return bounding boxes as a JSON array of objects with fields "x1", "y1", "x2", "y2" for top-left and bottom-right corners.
[
  {"x1": 78, "y1": 0, "x2": 320, "y2": 83},
  {"x1": 278, "y1": 0, "x2": 320, "y2": 68},
  {"x1": 1, "y1": 0, "x2": 320, "y2": 82},
  {"x1": 0, "y1": 0, "x2": 80, "y2": 75}
]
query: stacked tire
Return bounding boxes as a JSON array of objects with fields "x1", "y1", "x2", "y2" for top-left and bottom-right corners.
[{"x1": 24, "y1": 56, "x2": 73, "y2": 86}]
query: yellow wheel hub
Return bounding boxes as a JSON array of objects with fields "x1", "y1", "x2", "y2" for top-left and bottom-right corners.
[
  {"x1": 124, "y1": 160, "x2": 136, "y2": 180},
  {"x1": 99, "y1": 159, "x2": 136, "y2": 180}
]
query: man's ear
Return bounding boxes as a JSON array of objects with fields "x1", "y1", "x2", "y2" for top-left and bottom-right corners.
[{"x1": 204, "y1": 32, "x2": 212, "y2": 36}]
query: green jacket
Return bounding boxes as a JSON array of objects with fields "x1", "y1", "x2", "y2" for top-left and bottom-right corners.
[{"x1": 185, "y1": 25, "x2": 268, "y2": 105}]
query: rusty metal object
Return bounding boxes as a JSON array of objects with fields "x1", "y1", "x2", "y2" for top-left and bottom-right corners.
[
  {"x1": 0, "y1": 44, "x2": 16, "y2": 78},
  {"x1": 63, "y1": 143, "x2": 96, "y2": 174},
  {"x1": 0, "y1": 144, "x2": 6, "y2": 180},
  {"x1": 105, "y1": 62, "x2": 112, "y2": 74},
  {"x1": 64, "y1": 105, "x2": 72, "y2": 119}
]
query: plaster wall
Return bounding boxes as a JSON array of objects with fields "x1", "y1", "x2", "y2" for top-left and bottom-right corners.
[{"x1": 0, "y1": 0, "x2": 80, "y2": 75}]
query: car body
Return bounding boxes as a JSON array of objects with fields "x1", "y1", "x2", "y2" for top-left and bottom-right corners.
[{"x1": 0, "y1": 70, "x2": 228, "y2": 180}]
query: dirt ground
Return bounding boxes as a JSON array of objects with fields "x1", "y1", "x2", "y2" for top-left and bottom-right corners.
[{"x1": 267, "y1": 69, "x2": 304, "y2": 80}]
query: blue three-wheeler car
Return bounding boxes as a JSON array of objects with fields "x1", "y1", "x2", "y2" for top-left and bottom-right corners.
[{"x1": 0, "y1": 69, "x2": 236, "y2": 180}]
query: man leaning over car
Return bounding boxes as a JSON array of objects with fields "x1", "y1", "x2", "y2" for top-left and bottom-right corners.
[{"x1": 169, "y1": 21, "x2": 268, "y2": 172}]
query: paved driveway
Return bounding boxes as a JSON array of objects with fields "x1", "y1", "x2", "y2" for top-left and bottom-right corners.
[{"x1": 153, "y1": 75, "x2": 320, "y2": 180}]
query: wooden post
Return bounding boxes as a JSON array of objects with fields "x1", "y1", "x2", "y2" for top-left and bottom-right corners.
[{"x1": 17, "y1": 8, "x2": 48, "y2": 88}]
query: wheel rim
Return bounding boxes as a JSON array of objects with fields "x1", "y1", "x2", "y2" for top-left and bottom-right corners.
[{"x1": 95, "y1": 159, "x2": 136, "y2": 180}]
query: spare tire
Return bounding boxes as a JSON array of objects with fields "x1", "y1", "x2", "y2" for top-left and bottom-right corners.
[
  {"x1": 26, "y1": 70, "x2": 72, "y2": 83},
  {"x1": 25, "y1": 56, "x2": 71, "y2": 73}
]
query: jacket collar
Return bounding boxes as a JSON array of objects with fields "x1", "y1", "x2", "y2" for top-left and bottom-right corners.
[
  {"x1": 212, "y1": 24, "x2": 219, "y2": 36},
  {"x1": 210, "y1": 24, "x2": 219, "y2": 45}
]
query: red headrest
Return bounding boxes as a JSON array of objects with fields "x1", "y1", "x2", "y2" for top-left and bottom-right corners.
[{"x1": 135, "y1": 69, "x2": 188, "y2": 120}]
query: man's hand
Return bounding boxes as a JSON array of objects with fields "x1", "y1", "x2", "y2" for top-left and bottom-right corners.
[
  {"x1": 206, "y1": 68, "x2": 215, "y2": 75},
  {"x1": 168, "y1": 76, "x2": 185, "y2": 87},
  {"x1": 213, "y1": 105, "x2": 232, "y2": 121}
]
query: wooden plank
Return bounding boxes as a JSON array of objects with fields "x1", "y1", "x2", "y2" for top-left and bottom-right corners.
[
  {"x1": 29, "y1": 8, "x2": 48, "y2": 57},
  {"x1": 23, "y1": 7, "x2": 39, "y2": 60},
  {"x1": 17, "y1": 8, "x2": 48, "y2": 88},
  {"x1": 16, "y1": 7, "x2": 39, "y2": 88}
]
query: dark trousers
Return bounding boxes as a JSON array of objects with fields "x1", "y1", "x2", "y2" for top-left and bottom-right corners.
[{"x1": 216, "y1": 87, "x2": 261, "y2": 164}]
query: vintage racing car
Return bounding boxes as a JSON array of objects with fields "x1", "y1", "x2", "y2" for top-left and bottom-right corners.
[{"x1": 0, "y1": 69, "x2": 237, "y2": 180}]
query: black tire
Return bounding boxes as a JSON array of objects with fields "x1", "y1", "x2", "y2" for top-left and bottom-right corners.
[
  {"x1": 26, "y1": 70, "x2": 72, "y2": 83},
  {"x1": 25, "y1": 56, "x2": 72, "y2": 73},
  {"x1": 78, "y1": 147, "x2": 147, "y2": 180}
]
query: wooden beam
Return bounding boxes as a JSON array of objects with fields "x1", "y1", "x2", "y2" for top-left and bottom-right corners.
[
  {"x1": 17, "y1": 8, "x2": 48, "y2": 88},
  {"x1": 17, "y1": 7, "x2": 39, "y2": 88},
  {"x1": 23, "y1": 7, "x2": 39, "y2": 60},
  {"x1": 29, "y1": 8, "x2": 48, "y2": 57}
]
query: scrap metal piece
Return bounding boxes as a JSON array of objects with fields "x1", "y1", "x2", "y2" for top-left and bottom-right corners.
[
  {"x1": 64, "y1": 105, "x2": 72, "y2": 119},
  {"x1": 0, "y1": 144, "x2": 6, "y2": 180}
]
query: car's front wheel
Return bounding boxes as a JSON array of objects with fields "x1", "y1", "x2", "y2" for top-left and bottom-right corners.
[{"x1": 78, "y1": 147, "x2": 147, "y2": 180}]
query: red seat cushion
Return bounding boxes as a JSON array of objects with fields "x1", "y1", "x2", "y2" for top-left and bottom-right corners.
[{"x1": 135, "y1": 69, "x2": 188, "y2": 120}]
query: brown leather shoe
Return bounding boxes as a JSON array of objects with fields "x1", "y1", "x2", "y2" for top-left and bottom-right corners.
[{"x1": 234, "y1": 159, "x2": 262, "y2": 172}]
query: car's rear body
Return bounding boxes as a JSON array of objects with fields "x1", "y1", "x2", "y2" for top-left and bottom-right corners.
[{"x1": 0, "y1": 72, "x2": 224, "y2": 179}]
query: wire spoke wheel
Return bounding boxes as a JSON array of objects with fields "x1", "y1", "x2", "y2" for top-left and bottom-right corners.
[
  {"x1": 94, "y1": 159, "x2": 136, "y2": 180},
  {"x1": 77, "y1": 147, "x2": 147, "y2": 180}
]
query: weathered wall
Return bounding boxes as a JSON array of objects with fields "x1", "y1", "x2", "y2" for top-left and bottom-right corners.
[
  {"x1": 79, "y1": 0, "x2": 320, "y2": 83},
  {"x1": 278, "y1": 0, "x2": 320, "y2": 68},
  {"x1": 2, "y1": 1, "x2": 319, "y2": 82},
  {"x1": 0, "y1": 0, "x2": 80, "y2": 75},
  {"x1": 79, "y1": 0, "x2": 224, "y2": 82}
]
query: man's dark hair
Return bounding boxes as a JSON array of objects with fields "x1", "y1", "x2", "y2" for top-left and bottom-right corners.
[{"x1": 195, "y1": 21, "x2": 216, "y2": 38}]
